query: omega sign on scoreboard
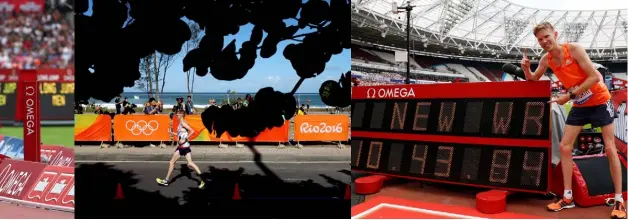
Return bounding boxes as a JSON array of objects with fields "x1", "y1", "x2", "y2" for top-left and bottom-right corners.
[{"x1": 351, "y1": 81, "x2": 553, "y2": 194}]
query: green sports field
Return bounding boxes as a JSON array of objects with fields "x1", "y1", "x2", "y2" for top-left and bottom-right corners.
[{"x1": 0, "y1": 126, "x2": 74, "y2": 147}]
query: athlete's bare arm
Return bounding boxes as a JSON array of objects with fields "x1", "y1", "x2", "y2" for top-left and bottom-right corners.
[
  {"x1": 568, "y1": 43, "x2": 601, "y2": 95},
  {"x1": 180, "y1": 119, "x2": 195, "y2": 138},
  {"x1": 522, "y1": 49, "x2": 548, "y2": 81}
]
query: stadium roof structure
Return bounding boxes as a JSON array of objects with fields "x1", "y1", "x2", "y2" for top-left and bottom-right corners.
[{"x1": 352, "y1": 0, "x2": 628, "y2": 60}]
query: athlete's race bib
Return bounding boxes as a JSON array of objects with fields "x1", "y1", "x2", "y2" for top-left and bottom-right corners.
[{"x1": 571, "y1": 86, "x2": 593, "y2": 105}]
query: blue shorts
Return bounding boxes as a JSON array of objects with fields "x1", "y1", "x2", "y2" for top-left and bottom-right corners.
[
  {"x1": 566, "y1": 100, "x2": 615, "y2": 128},
  {"x1": 175, "y1": 147, "x2": 191, "y2": 156}
]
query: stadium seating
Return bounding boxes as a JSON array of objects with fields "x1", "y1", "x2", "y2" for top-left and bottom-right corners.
[{"x1": 0, "y1": 9, "x2": 74, "y2": 69}]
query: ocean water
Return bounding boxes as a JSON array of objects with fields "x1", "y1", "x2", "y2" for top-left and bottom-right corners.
[{"x1": 91, "y1": 92, "x2": 327, "y2": 107}]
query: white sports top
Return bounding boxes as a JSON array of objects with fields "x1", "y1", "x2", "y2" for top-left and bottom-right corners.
[{"x1": 178, "y1": 120, "x2": 190, "y2": 148}]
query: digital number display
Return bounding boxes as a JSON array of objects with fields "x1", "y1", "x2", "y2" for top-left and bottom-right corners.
[
  {"x1": 0, "y1": 83, "x2": 17, "y2": 120},
  {"x1": 352, "y1": 139, "x2": 549, "y2": 191},
  {"x1": 351, "y1": 81, "x2": 552, "y2": 193}
]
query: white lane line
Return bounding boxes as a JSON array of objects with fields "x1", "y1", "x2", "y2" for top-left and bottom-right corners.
[
  {"x1": 352, "y1": 203, "x2": 487, "y2": 219},
  {"x1": 76, "y1": 160, "x2": 349, "y2": 164}
]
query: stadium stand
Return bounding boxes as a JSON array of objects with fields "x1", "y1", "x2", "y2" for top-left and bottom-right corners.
[
  {"x1": 351, "y1": 1, "x2": 627, "y2": 89},
  {"x1": 0, "y1": 2, "x2": 74, "y2": 70}
]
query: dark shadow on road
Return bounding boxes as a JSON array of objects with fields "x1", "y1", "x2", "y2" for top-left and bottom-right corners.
[
  {"x1": 338, "y1": 169, "x2": 351, "y2": 176},
  {"x1": 169, "y1": 164, "x2": 202, "y2": 185},
  {"x1": 76, "y1": 161, "x2": 350, "y2": 218}
]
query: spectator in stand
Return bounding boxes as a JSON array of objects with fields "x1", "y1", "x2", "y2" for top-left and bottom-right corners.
[
  {"x1": 94, "y1": 106, "x2": 104, "y2": 114},
  {"x1": 234, "y1": 97, "x2": 243, "y2": 109},
  {"x1": 144, "y1": 97, "x2": 161, "y2": 115},
  {"x1": 171, "y1": 97, "x2": 185, "y2": 119},
  {"x1": 244, "y1": 94, "x2": 252, "y2": 107},
  {"x1": 207, "y1": 99, "x2": 216, "y2": 108},
  {"x1": 122, "y1": 97, "x2": 135, "y2": 114},
  {"x1": 185, "y1": 95, "x2": 195, "y2": 115},
  {"x1": 114, "y1": 95, "x2": 122, "y2": 114}
]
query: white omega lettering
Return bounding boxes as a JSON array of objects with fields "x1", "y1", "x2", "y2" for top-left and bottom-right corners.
[
  {"x1": 0, "y1": 165, "x2": 30, "y2": 196},
  {"x1": 25, "y1": 96, "x2": 35, "y2": 135},
  {"x1": 126, "y1": 120, "x2": 159, "y2": 136},
  {"x1": 300, "y1": 122, "x2": 343, "y2": 134},
  {"x1": 50, "y1": 151, "x2": 74, "y2": 167},
  {"x1": 366, "y1": 88, "x2": 376, "y2": 98},
  {"x1": 369, "y1": 88, "x2": 416, "y2": 99},
  {"x1": 25, "y1": 86, "x2": 34, "y2": 96}
]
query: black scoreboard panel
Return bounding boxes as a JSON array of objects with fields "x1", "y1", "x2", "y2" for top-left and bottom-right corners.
[
  {"x1": 351, "y1": 98, "x2": 550, "y2": 140},
  {"x1": 0, "y1": 82, "x2": 17, "y2": 120},
  {"x1": 39, "y1": 82, "x2": 75, "y2": 120},
  {"x1": 351, "y1": 138, "x2": 549, "y2": 191},
  {"x1": 351, "y1": 97, "x2": 552, "y2": 193}
]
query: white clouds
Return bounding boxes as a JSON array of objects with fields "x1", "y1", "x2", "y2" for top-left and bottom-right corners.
[{"x1": 266, "y1": 75, "x2": 281, "y2": 83}]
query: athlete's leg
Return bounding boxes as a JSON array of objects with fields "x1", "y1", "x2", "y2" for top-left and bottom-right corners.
[
  {"x1": 601, "y1": 122, "x2": 627, "y2": 219},
  {"x1": 184, "y1": 153, "x2": 202, "y2": 175},
  {"x1": 601, "y1": 123, "x2": 623, "y2": 195},
  {"x1": 165, "y1": 150, "x2": 181, "y2": 180},
  {"x1": 548, "y1": 124, "x2": 582, "y2": 211},
  {"x1": 560, "y1": 124, "x2": 584, "y2": 191},
  {"x1": 184, "y1": 153, "x2": 205, "y2": 188}
]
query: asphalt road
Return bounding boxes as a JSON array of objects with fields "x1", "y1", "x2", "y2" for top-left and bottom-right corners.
[{"x1": 75, "y1": 161, "x2": 351, "y2": 218}]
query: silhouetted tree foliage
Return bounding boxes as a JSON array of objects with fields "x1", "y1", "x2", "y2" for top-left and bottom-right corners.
[
  {"x1": 76, "y1": 0, "x2": 350, "y2": 138},
  {"x1": 320, "y1": 71, "x2": 351, "y2": 107}
]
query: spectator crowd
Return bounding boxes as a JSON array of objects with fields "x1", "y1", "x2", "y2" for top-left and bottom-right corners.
[{"x1": 0, "y1": 9, "x2": 74, "y2": 69}]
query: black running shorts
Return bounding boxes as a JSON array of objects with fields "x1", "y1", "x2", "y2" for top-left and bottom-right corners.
[
  {"x1": 566, "y1": 100, "x2": 615, "y2": 128},
  {"x1": 175, "y1": 147, "x2": 191, "y2": 156}
]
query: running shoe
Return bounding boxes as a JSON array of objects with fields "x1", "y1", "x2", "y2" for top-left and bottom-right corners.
[
  {"x1": 156, "y1": 178, "x2": 169, "y2": 186},
  {"x1": 198, "y1": 180, "x2": 205, "y2": 189},
  {"x1": 611, "y1": 201, "x2": 626, "y2": 219},
  {"x1": 547, "y1": 197, "x2": 575, "y2": 212}
]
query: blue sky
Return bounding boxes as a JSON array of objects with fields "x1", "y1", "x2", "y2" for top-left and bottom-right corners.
[
  {"x1": 85, "y1": 1, "x2": 350, "y2": 93},
  {"x1": 150, "y1": 23, "x2": 350, "y2": 93}
]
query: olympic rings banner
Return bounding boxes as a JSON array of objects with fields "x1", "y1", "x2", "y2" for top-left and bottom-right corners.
[
  {"x1": 172, "y1": 115, "x2": 289, "y2": 142},
  {"x1": 74, "y1": 114, "x2": 350, "y2": 142},
  {"x1": 74, "y1": 114, "x2": 113, "y2": 141},
  {"x1": 293, "y1": 115, "x2": 350, "y2": 142},
  {"x1": 113, "y1": 115, "x2": 171, "y2": 141}
]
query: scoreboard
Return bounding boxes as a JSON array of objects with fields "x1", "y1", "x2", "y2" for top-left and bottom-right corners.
[
  {"x1": 0, "y1": 69, "x2": 74, "y2": 121},
  {"x1": 0, "y1": 76, "x2": 18, "y2": 121},
  {"x1": 351, "y1": 81, "x2": 552, "y2": 194},
  {"x1": 38, "y1": 80, "x2": 75, "y2": 120}
]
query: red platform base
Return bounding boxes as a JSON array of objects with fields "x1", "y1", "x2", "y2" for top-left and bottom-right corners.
[
  {"x1": 354, "y1": 175, "x2": 391, "y2": 195},
  {"x1": 352, "y1": 196, "x2": 546, "y2": 219},
  {"x1": 476, "y1": 190, "x2": 509, "y2": 214}
]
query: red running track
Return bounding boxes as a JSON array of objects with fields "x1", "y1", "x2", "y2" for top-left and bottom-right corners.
[
  {"x1": 0, "y1": 201, "x2": 73, "y2": 219},
  {"x1": 352, "y1": 196, "x2": 547, "y2": 219}
]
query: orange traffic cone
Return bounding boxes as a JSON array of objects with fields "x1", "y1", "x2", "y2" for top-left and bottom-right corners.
[
  {"x1": 344, "y1": 184, "x2": 351, "y2": 200},
  {"x1": 232, "y1": 183, "x2": 241, "y2": 200},
  {"x1": 114, "y1": 183, "x2": 124, "y2": 200}
]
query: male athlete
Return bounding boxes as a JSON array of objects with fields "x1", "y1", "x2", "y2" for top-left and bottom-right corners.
[
  {"x1": 157, "y1": 112, "x2": 205, "y2": 188},
  {"x1": 521, "y1": 21, "x2": 625, "y2": 218}
]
